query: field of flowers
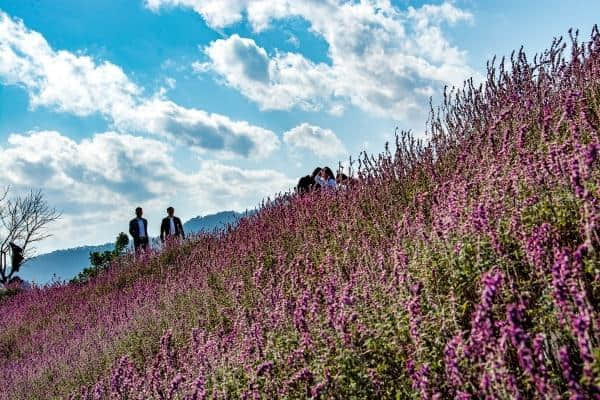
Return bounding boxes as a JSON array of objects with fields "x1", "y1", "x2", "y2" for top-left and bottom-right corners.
[{"x1": 1, "y1": 27, "x2": 599, "y2": 399}]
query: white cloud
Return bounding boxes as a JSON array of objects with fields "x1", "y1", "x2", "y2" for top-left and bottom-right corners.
[
  {"x1": 201, "y1": 34, "x2": 337, "y2": 112},
  {"x1": 408, "y1": 2, "x2": 473, "y2": 27},
  {"x1": 145, "y1": 0, "x2": 247, "y2": 28},
  {"x1": 283, "y1": 123, "x2": 346, "y2": 158},
  {"x1": 0, "y1": 11, "x2": 279, "y2": 158},
  {"x1": 116, "y1": 97, "x2": 279, "y2": 158},
  {"x1": 0, "y1": 130, "x2": 295, "y2": 252},
  {"x1": 171, "y1": 0, "x2": 479, "y2": 118},
  {"x1": 0, "y1": 13, "x2": 139, "y2": 117}
]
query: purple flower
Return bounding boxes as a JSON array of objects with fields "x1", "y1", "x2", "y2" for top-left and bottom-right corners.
[
  {"x1": 92, "y1": 382, "x2": 105, "y2": 400},
  {"x1": 570, "y1": 157, "x2": 585, "y2": 198},
  {"x1": 558, "y1": 346, "x2": 584, "y2": 399},
  {"x1": 169, "y1": 373, "x2": 185, "y2": 398},
  {"x1": 504, "y1": 303, "x2": 557, "y2": 396},
  {"x1": 256, "y1": 361, "x2": 274, "y2": 377},
  {"x1": 467, "y1": 269, "x2": 504, "y2": 360},
  {"x1": 582, "y1": 142, "x2": 599, "y2": 178},
  {"x1": 406, "y1": 281, "x2": 423, "y2": 346},
  {"x1": 444, "y1": 335, "x2": 464, "y2": 388}
]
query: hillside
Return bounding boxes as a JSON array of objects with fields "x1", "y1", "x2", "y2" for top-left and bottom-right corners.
[
  {"x1": 15, "y1": 212, "x2": 245, "y2": 285},
  {"x1": 1, "y1": 29, "x2": 599, "y2": 399}
]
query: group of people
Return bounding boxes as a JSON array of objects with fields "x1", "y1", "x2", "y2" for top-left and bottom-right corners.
[
  {"x1": 296, "y1": 166, "x2": 351, "y2": 194},
  {"x1": 128, "y1": 206, "x2": 185, "y2": 251},
  {"x1": 130, "y1": 168, "x2": 352, "y2": 251}
]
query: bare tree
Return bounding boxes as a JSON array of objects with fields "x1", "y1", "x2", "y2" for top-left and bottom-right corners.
[{"x1": 0, "y1": 187, "x2": 61, "y2": 285}]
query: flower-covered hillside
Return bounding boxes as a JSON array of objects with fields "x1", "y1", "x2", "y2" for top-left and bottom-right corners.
[{"x1": 1, "y1": 27, "x2": 599, "y2": 399}]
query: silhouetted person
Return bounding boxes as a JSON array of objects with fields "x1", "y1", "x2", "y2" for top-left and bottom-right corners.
[
  {"x1": 129, "y1": 207, "x2": 149, "y2": 251},
  {"x1": 296, "y1": 175, "x2": 313, "y2": 194},
  {"x1": 9, "y1": 242, "x2": 24, "y2": 273},
  {"x1": 160, "y1": 207, "x2": 185, "y2": 243}
]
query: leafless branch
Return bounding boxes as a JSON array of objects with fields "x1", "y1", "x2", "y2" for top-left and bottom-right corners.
[{"x1": 0, "y1": 188, "x2": 61, "y2": 284}]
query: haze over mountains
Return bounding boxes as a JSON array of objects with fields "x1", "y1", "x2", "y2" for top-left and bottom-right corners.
[
  {"x1": 20, "y1": 211, "x2": 245, "y2": 284},
  {"x1": 182, "y1": 211, "x2": 246, "y2": 234}
]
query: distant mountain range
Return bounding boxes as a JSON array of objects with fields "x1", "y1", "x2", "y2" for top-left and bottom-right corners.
[
  {"x1": 18, "y1": 211, "x2": 247, "y2": 285},
  {"x1": 183, "y1": 210, "x2": 246, "y2": 234},
  {"x1": 20, "y1": 243, "x2": 115, "y2": 284}
]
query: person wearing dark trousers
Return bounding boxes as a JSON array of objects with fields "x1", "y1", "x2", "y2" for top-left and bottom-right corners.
[
  {"x1": 160, "y1": 206, "x2": 185, "y2": 243},
  {"x1": 129, "y1": 207, "x2": 149, "y2": 251}
]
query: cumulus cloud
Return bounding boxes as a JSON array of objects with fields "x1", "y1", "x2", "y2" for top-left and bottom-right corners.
[
  {"x1": 200, "y1": 34, "x2": 337, "y2": 112},
  {"x1": 145, "y1": 0, "x2": 246, "y2": 28},
  {"x1": 166, "y1": 0, "x2": 479, "y2": 118},
  {"x1": 0, "y1": 11, "x2": 279, "y2": 158},
  {"x1": 0, "y1": 130, "x2": 295, "y2": 251},
  {"x1": 408, "y1": 2, "x2": 474, "y2": 27},
  {"x1": 283, "y1": 123, "x2": 346, "y2": 158},
  {"x1": 116, "y1": 97, "x2": 279, "y2": 158},
  {"x1": 203, "y1": 35, "x2": 271, "y2": 84}
]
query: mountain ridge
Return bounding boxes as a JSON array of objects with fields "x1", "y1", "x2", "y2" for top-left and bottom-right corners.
[{"x1": 19, "y1": 211, "x2": 246, "y2": 284}]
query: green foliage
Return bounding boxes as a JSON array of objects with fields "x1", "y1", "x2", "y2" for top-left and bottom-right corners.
[{"x1": 70, "y1": 233, "x2": 129, "y2": 284}]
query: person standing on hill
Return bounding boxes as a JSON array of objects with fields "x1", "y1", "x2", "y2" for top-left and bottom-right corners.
[
  {"x1": 320, "y1": 166, "x2": 337, "y2": 189},
  {"x1": 311, "y1": 167, "x2": 323, "y2": 189},
  {"x1": 160, "y1": 206, "x2": 185, "y2": 243},
  {"x1": 129, "y1": 207, "x2": 149, "y2": 251}
]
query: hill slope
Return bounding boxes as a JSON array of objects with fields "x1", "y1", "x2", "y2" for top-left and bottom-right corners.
[
  {"x1": 1, "y1": 29, "x2": 599, "y2": 399},
  {"x1": 16, "y1": 212, "x2": 245, "y2": 285}
]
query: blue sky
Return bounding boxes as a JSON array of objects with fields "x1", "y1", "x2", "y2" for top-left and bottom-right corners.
[{"x1": 0, "y1": 0, "x2": 599, "y2": 253}]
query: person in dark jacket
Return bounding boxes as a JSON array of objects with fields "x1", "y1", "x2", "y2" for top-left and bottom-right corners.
[
  {"x1": 129, "y1": 207, "x2": 149, "y2": 251},
  {"x1": 160, "y1": 206, "x2": 185, "y2": 243}
]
